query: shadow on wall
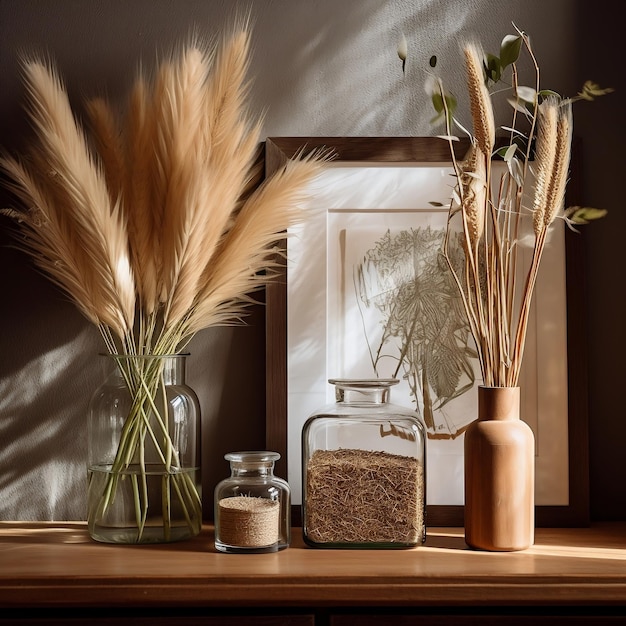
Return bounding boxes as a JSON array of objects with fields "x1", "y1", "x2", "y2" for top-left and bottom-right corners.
[
  {"x1": 0, "y1": 233, "x2": 267, "y2": 520},
  {"x1": 0, "y1": 231, "x2": 102, "y2": 520}
]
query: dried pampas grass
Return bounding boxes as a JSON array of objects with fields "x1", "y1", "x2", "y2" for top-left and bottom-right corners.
[
  {"x1": 1, "y1": 24, "x2": 329, "y2": 358},
  {"x1": 0, "y1": 22, "x2": 330, "y2": 541}
]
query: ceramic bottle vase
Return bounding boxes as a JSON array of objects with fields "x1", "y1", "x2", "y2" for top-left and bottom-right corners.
[{"x1": 464, "y1": 386, "x2": 535, "y2": 551}]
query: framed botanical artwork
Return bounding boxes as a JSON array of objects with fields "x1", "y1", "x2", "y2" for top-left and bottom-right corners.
[{"x1": 265, "y1": 137, "x2": 589, "y2": 527}]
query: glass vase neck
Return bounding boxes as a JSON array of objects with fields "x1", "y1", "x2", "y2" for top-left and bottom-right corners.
[
  {"x1": 102, "y1": 353, "x2": 189, "y2": 385},
  {"x1": 329, "y1": 378, "x2": 399, "y2": 405}
]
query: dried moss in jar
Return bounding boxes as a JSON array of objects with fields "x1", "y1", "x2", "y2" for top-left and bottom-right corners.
[{"x1": 302, "y1": 379, "x2": 426, "y2": 548}]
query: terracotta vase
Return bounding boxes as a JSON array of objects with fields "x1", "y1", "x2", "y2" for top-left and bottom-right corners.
[{"x1": 464, "y1": 386, "x2": 535, "y2": 551}]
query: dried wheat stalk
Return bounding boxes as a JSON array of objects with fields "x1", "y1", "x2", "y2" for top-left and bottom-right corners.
[{"x1": 435, "y1": 27, "x2": 599, "y2": 387}]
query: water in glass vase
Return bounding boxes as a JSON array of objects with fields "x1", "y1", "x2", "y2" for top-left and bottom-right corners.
[
  {"x1": 87, "y1": 354, "x2": 202, "y2": 544},
  {"x1": 88, "y1": 463, "x2": 202, "y2": 544}
]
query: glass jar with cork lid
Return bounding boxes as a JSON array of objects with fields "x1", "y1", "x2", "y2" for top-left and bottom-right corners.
[
  {"x1": 214, "y1": 451, "x2": 290, "y2": 553},
  {"x1": 302, "y1": 379, "x2": 426, "y2": 549}
]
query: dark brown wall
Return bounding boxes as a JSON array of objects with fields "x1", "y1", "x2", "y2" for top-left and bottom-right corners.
[
  {"x1": 575, "y1": 0, "x2": 626, "y2": 521},
  {"x1": 0, "y1": 0, "x2": 623, "y2": 521}
]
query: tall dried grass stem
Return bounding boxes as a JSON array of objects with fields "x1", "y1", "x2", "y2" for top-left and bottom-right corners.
[
  {"x1": 19, "y1": 59, "x2": 135, "y2": 337},
  {"x1": 464, "y1": 43, "x2": 495, "y2": 156},
  {"x1": 124, "y1": 72, "x2": 160, "y2": 315},
  {"x1": 182, "y1": 150, "x2": 331, "y2": 337},
  {"x1": 461, "y1": 146, "x2": 487, "y2": 249},
  {"x1": 0, "y1": 155, "x2": 102, "y2": 327},
  {"x1": 532, "y1": 98, "x2": 559, "y2": 235},
  {"x1": 543, "y1": 101, "x2": 572, "y2": 227},
  {"x1": 85, "y1": 97, "x2": 125, "y2": 201}
]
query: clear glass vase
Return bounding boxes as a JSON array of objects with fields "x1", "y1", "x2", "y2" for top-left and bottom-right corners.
[
  {"x1": 87, "y1": 354, "x2": 202, "y2": 544},
  {"x1": 302, "y1": 379, "x2": 427, "y2": 549},
  {"x1": 214, "y1": 451, "x2": 291, "y2": 553}
]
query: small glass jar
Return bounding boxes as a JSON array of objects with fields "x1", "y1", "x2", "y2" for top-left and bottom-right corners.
[
  {"x1": 214, "y1": 451, "x2": 291, "y2": 553},
  {"x1": 302, "y1": 379, "x2": 426, "y2": 549}
]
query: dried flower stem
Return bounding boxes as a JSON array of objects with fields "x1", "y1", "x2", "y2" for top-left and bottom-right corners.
[{"x1": 440, "y1": 28, "x2": 574, "y2": 387}]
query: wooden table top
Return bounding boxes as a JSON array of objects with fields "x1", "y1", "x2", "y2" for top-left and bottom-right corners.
[{"x1": 1, "y1": 522, "x2": 626, "y2": 608}]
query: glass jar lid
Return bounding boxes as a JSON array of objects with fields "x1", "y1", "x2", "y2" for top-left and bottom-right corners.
[
  {"x1": 225, "y1": 451, "x2": 281, "y2": 464},
  {"x1": 328, "y1": 378, "x2": 399, "y2": 388}
]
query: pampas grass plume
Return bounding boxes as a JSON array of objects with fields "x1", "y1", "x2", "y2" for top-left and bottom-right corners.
[{"x1": 1, "y1": 23, "x2": 328, "y2": 358}]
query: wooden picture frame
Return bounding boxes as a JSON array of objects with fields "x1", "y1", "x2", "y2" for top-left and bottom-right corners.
[{"x1": 265, "y1": 136, "x2": 589, "y2": 528}]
